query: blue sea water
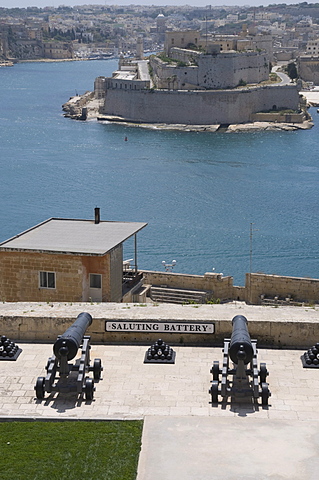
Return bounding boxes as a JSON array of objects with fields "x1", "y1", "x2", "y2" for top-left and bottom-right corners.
[{"x1": 0, "y1": 59, "x2": 318, "y2": 285}]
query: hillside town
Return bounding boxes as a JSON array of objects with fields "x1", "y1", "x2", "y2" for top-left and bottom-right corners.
[{"x1": 1, "y1": 2, "x2": 319, "y2": 85}]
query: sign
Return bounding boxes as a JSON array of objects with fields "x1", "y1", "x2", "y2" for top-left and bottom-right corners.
[{"x1": 105, "y1": 321, "x2": 214, "y2": 334}]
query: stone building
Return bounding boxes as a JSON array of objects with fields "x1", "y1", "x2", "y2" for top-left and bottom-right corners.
[
  {"x1": 297, "y1": 55, "x2": 319, "y2": 83},
  {"x1": 306, "y1": 38, "x2": 319, "y2": 55},
  {"x1": 0, "y1": 212, "x2": 147, "y2": 303},
  {"x1": 43, "y1": 41, "x2": 73, "y2": 59}
]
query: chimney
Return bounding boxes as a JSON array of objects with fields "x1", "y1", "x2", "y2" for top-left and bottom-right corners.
[{"x1": 94, "y1": 207, "x2": 100, "y2": 224}]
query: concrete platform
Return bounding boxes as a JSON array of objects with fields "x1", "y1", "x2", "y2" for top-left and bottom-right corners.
[
  {"x1": 138, "y1": 416, "x2": 319, "y2": 480},
  {"x1": 1, "y1": 342, "x2": 319, "y2": 478}
]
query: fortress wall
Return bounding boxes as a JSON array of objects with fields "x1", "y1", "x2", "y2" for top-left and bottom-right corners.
[
  {"x1": 251, "y1": 112, "x2": 306, "y2": 123},
  {"x1": 151, "y1": 51, "x2": 269, "y2": 90},
  {"x1": 142, "y1": 270, "x2": 234, "y2": 301},
  {"x1": 150, "y1": 57, "x2": 200, "y2": 89},
  {"x1": 2, "y1": 306, "x2": 319, "y2": 347},
  {"x1": 143, "y1": 271, "x2": 319, "y2": 305},
  {"x1": 143, "y1": 271, "x2": 319, "y2": 306},
  {"x1": 101, "y1": 85, "x2": 300, "y2": 124},
  {"x1": 197, "y1": 52, "x2": 269, "y2": 88},
  {"x1": 298, "y1": 56, "x2": 319, "y2": 83},
  {"x1": 247, "y1": 273, "x2": 319, "y2": 305}
]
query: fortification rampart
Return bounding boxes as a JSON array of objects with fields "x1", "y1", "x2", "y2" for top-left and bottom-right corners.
[
  {"x1": 0, "y1": 302, "x2": 318, "y2": 347},
  {"x1": 100, "y1": 84, "x2": 300, "y2": 125},
  {"x1": 246, "y1": 273, "x2": 319, "y2": 305},
  {"x1": 297, "y1": 55, "x2": 319, "y2": 84},
  {"x1": 160, "y1": 48, "x2": 269, "y2": 89},
  {"x1": 143, "y1": 270, "x2": 319, "y2": 306}
]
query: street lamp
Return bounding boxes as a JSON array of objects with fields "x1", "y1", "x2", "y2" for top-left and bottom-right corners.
[{"x1": 162, "y1": 260, "x2": 177, "y2": 272}]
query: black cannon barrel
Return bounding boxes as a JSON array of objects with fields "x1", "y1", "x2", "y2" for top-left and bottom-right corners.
[
  {"x1": 229, "y1": 315, "x2": 253, "y2": 365},
  {"x1": 53, "y1": 312, "x2": 92, "y2": 361}
]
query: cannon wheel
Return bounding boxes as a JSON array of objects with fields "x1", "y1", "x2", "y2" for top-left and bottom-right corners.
[
  {"x1": 85, "y1": 378, "x2": 94, "y2": 401},
  {"x1": 93, "y1": 358, "x2": 102, "y2": 381},
  {"x1": 210, "y1": 380, "x2": 219, "y2": 404},
  {"x1": 261, "y1": 383, "x2": 270, "y2": 406},
  {"x1": 211, "y1": 361, "x2": 220, "y2": 381},
  {"x1": 259, "y1": 363, "x2": 268, "y2": 384},
  {"x1": 35, "y1": 376, "x2": 45, "y2": 400}
]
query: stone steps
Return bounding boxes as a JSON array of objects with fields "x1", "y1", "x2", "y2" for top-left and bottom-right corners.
[{"x1": 150, "y1": 286, "x2": 210, "y2": 305}]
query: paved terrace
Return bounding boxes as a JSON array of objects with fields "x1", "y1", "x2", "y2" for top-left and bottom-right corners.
[{"x1": 1, "y1": 302, "x2": 319, "y2": 479}]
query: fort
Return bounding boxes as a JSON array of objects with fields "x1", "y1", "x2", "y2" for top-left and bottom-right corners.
[{"x1": 83, "y1": 29, "x2": 311, "y2": 129}]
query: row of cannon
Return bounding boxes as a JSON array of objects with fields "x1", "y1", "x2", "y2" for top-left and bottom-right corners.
[{"x1": 34, "y1": 312, "x2": 271, "y2": 405}]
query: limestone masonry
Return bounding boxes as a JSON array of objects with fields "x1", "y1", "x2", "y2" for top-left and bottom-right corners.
[
  {"x1": 0, "y1": 302, "x2": 318, "y2": 348},
  {"x1": 93, "y1": 30, "x2": 305, "y2": 126}
]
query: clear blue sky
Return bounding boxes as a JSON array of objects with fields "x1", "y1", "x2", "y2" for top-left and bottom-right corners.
[{"x1": 0, "y1": 1, "x2": 310, "y2": 10}]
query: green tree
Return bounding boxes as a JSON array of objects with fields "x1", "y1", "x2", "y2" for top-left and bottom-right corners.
[{"x1": 287, "y1": 62, "x2": 298, "y2": 80}]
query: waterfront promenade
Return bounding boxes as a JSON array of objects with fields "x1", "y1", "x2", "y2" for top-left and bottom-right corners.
[{"x1": 0, "y1": 302, "x2": 319, "y2": 478}]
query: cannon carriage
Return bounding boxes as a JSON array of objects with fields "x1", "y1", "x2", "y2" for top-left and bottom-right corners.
[
  {"x1": 209, "y1": 315, "x2": 271, "y2": 405},
  {"x1": 35, "y1": 312, "x2": 102, "y2": 401}
]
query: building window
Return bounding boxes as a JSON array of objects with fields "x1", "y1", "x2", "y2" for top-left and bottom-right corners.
[
  {"x1": 90, "y1": 274, "x2": 102, "y2": 289},
  {"x1": 39, "y1": 271, "x2": 56, "y2": 289}
]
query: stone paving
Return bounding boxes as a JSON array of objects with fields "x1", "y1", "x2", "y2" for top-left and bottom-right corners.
[
  {"x1": 1, "y1": 341, "x2": 319, "y2": 479},
  {"x1": 0, "y1": 342, "x2": 318, "y2": 421}
]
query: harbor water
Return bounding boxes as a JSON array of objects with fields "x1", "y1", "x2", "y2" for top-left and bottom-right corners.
[{"x1": 0, "y1": 59, "x2": 318, "y2": 285}]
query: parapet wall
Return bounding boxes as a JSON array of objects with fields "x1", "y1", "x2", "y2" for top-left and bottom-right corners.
[
  {"x1": 143, "y1": 271, "x2": 319, "y2": 306},
  {"x1": 247, "y1": 273, "x2": 319, "y2": 305},
  {"x1": 142, "y1": 270, "x2": 235, "y2": 302},
  {"x1": 0, "y1": 303, "x2": 318, "y2": 348},
  {"x1": 251, "y1": 112, "x2": 306, "y2": 123},
  {"x1": 100, "y1": 84, "x2": 300, "y2": 125}
]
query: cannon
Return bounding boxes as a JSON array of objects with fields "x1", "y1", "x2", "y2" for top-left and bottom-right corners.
[
  {"x1": 209, "y1": 315, "x2": 271, "y2": 405},
  {"x1": 35, "y1": 312, "x2": 103, "y2": 401}
]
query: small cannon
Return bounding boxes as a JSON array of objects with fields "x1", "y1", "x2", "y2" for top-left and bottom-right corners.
[
  {"x1": 35, "y1": 312, "x2": 102, "y2": 401},
  {"x1": 209, "y1": 315, "x2": 271, "y2": 405}
]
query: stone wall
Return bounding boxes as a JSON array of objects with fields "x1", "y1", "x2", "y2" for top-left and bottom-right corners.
[
  {"x1": 246, "y1": 273, "x2": 319, "y2": 305},
  {"x1": 100, "y1": 84, "x2": 300, "y2": 125},
  {"x1": 143, "y1": 271, "x2": 319, "y2": 306},
  {"x1": 164, "y1": 30, "x2": 200, "y2": 56},
  {"x1": 151, "y1": 50, "x2": 269, "y2": 90},
  {"x1": 298, "y1": 55, "x2": 319, "y2": 83},
  {"x1": 0, "y1": 251, "x2": 114, "y2": 302},
  {"x1": 109, "y1": 245, "x2": 123, "y2": 302},
  {"x1": 0, "y1": 303, "x2": 318, "y2": 347},
  {"x1": 251, "y1": 112, "x2": 305, "y2": 123},
  {"x1": 142, "y1": 270, "x2": 235, "y2": 302}
]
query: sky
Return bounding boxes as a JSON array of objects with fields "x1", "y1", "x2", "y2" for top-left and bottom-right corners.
[{"x1": 0, "y1": 1, "x2": 312, "y2": 10}]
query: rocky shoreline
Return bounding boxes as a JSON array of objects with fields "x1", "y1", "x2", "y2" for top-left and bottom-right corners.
[
  {"x1": 62, "y1": 93, "x2": 314, "y2": 132},
  {"x1": 97, "y1": 117, "x2": 314, "y2": 132}
]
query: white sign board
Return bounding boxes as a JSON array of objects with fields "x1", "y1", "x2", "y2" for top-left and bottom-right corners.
[{"x1": 105, "y1": 321, "x2": 214, "y2": 334}]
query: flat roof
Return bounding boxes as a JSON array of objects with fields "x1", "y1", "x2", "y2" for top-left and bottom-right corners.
[{"x1": 0, "y1": 218, "x2": 147, "y2": 256}]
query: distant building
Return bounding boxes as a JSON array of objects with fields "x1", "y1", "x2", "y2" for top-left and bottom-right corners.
[
  {"x1": 0, "y1": 211, "x2": 147, "y2": 303},
  {"x1": 306, "y1": 38, "x2": 319, "y2": 55},
  {"x1": 136, "y1": 36, "x2": 144, "y2": 59},
  {"x1": 43, "y1": 41, "x2": 73, "y2": 59},
  {"x1": 156, "y1": 13, "x2": 166, "y2": 34}
]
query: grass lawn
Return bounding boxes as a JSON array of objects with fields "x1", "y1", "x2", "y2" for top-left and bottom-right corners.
[{"x1": 0, "y1": 420, "x2": 143, "y2": 480}]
